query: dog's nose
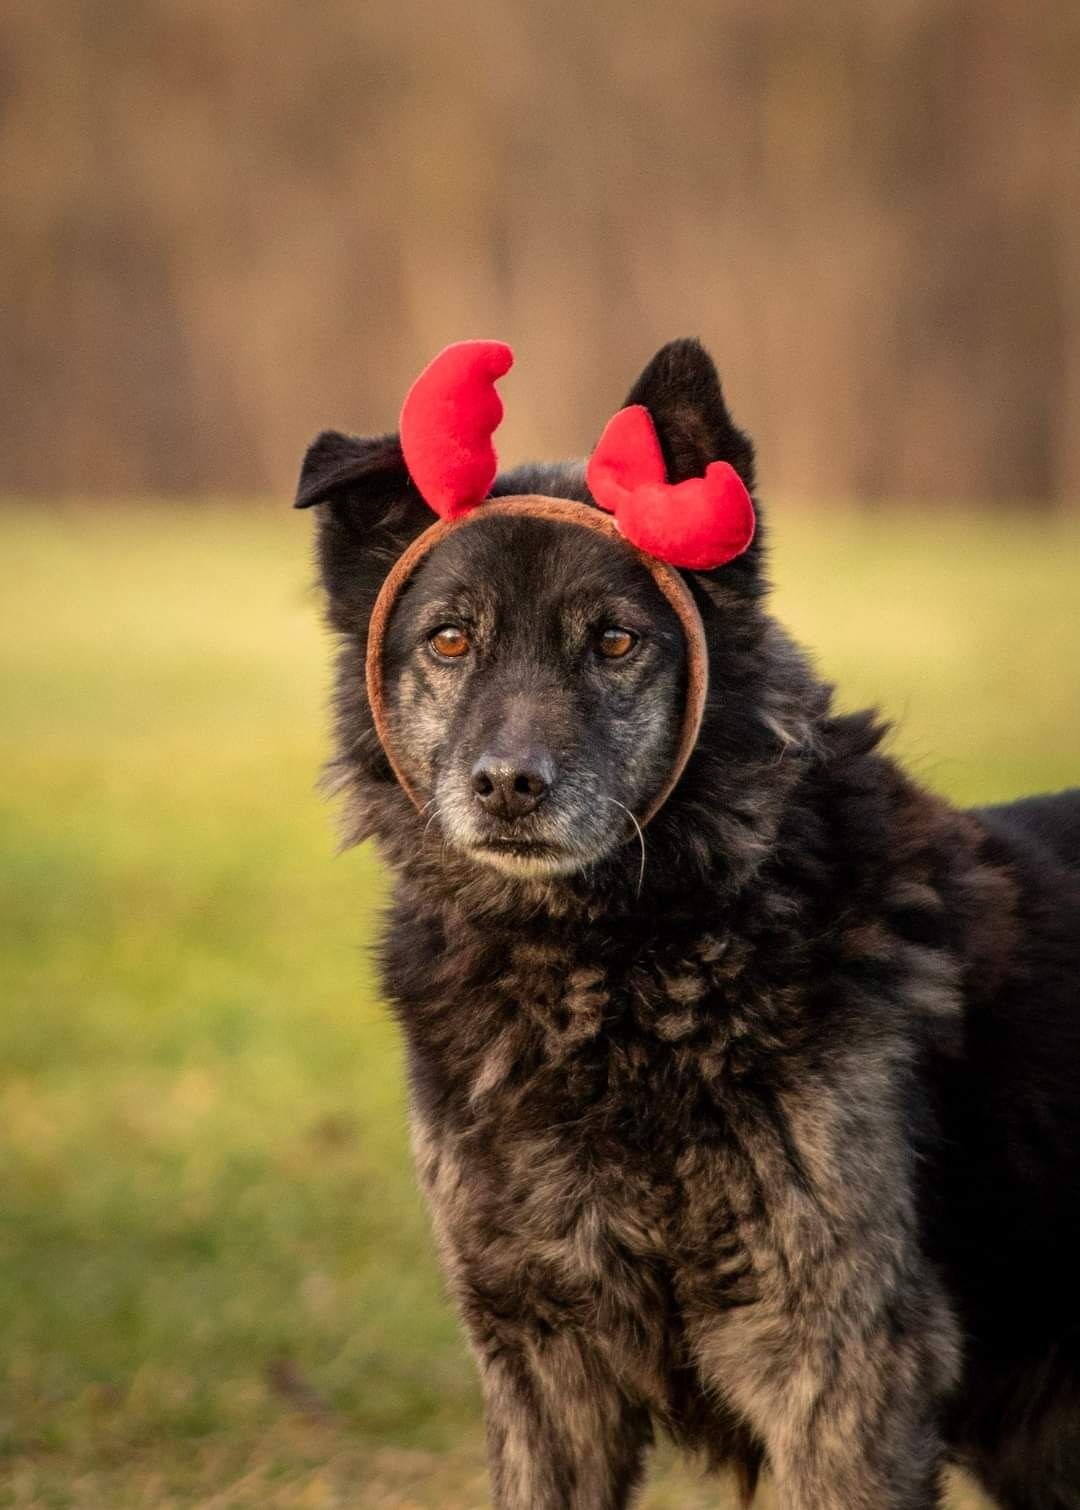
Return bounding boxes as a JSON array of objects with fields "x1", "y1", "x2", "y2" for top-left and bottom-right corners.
[{"x1": 471, "y1": 754, "x2": 553, "y2": 819}]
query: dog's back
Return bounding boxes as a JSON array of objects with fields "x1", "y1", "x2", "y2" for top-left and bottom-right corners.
[{"x1": 977, "y1": 788, "x2": 1080, "y2": 877}]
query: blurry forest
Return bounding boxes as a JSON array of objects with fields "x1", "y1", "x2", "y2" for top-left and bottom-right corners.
[{"x1": 2, "y1": 0, "x2": 1079, "y2": 504}]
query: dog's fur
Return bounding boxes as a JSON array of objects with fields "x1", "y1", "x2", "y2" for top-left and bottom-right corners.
[{"x1": 297, "y1": 341, "x2": 1080, "y2": 1508}]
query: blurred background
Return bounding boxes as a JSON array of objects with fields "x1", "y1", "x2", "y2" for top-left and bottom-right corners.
[
  {"x1": 2, "y1": 3, "x2": 1079, "y2": 1506},
  {"x1": 4, "y1": 0, "x2": 1080, "y2": 504}
]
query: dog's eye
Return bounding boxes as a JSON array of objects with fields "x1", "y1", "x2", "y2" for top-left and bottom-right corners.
[
  {"x1": 595, "y1": 627, "x2": 638, "y2": 660},
  {"x1": 429, "y1": 626, "x2": 470, "y2": 660}
]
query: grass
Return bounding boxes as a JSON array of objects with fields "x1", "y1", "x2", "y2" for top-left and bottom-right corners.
[{"x1": 2, "y1": 498, "x2": 1078, "y2": 1507}]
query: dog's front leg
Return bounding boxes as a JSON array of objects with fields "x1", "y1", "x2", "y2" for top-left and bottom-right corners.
[
  {"x1": 469, "y1": 1326, "x2": 650, "y2": 1510},
  {"x1": 762, "y1": 1378, "x2": 947, "y2": 1510},
  {"x1": 413, "y1": 1118, "x2": 651, "y2": 1507},
  {"x1": 693, "y1": 1297, "x2": 952, "y2": 1510}
]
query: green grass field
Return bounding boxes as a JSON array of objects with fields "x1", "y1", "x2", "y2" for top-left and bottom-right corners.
[{"x1": 3, "y1": 501, "x2": 1078, "y2": 1508}]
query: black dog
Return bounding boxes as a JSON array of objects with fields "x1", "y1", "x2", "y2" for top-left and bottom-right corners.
[{"x1": 297, "y1": 340, "x2": 1080, "y2": 1508}]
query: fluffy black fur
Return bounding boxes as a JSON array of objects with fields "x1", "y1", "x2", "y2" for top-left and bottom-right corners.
[{"x1": 296, "y1": 340, "x2": 1080, "y2": 1509}]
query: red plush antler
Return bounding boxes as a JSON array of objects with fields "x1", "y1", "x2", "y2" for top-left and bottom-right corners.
[
  {"x1": 587, "y1": 404, "x2": 755, "y2": 570},
  {"x1": 399, "y1": 340, "x2": 514, "y2": 518},
  {"x1": 397, "y1": 343, "x2": 753, "y2": 572}
]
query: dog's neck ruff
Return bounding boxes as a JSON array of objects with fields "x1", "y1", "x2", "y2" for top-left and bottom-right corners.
[{"x1": 365, "y1": 495, "x2": 709, "y2": 831}]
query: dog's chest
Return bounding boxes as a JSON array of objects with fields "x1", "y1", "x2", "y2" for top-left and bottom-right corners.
[
  {"x1": 408, "y1": 930, "x2": 795, "y2": 1396},
  {"x1": 464, "y1": 930, "x2": 760, "y2": 1098}
]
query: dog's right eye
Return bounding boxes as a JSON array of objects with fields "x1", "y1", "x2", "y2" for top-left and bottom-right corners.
[
  {"x1": 428, "y1": 626, "x2": 470, "y2": 660},
  {"x1": 594, "y1": 627, "x2": 638, "y2": 660}
]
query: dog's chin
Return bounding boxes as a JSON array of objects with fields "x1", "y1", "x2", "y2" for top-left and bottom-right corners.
[
  {"x1": 433, "y1": 791, "x2": 629, "y2": 881},
  {"x1": 462, "y1": 840, "x2": 594, "y2": 880},
  {"x1": 440, "y1": 824, "x2": 622, "y2": 880}
]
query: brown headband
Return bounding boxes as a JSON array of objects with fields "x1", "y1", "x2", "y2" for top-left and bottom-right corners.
[{"x1": 365, "y1": 496, "x2": 709, "y2": 830}]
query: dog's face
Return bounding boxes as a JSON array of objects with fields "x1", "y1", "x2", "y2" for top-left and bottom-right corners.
[
  {"x1": 298, "y1": 339, "x2": 779, "y2": 887},
  {"x1": 380, "y1": 515, "x2": 686, "y2": 877}
]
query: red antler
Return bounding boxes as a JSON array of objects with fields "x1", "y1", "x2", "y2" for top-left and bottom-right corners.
[
  {"x1": 587, "y1": 405, "x2": 755, "y2": 571},
  {"x1": 399, "y1": 340, "x2": 514, "y2": 519}
]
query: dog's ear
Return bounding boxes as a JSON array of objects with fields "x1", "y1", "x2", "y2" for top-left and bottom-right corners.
[
  {"x1": 622, "y1": 339, "x2": 764, "y2": 598},
  {"x1": 295, "y1": 428, "x2": 406, "y2": 510},
  {"x1": 623, "y1": 339, "x2": 755, "y2": 492},
  {"x1": 295, "y1": 429, "x2": 433, "y2": 627}
]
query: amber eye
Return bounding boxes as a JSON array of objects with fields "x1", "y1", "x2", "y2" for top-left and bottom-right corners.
[
  {"x1": 595, "y1": 627, "x2": 637, "y2": 660},
  {"x1": 429, "y1": 625, "x2": 470, "y2": 660}
]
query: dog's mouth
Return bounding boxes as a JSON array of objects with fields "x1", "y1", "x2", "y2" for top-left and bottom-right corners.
[
  {"x1": 432, "y1": 778, "x2": 629, "y2": 879},
  {"x1": 476, "y1": 837, "x2": 552, "y2": 852},
  {"x1": 466, "y1": 836, "x2": 586, "y2": 878}
]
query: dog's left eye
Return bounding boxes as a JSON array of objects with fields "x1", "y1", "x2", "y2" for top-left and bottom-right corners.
[
  {"x1": 594, "y1": 627, "x2": 638, "y2": 660},
  {"x1": 429, "y1": 626, "x2": 470, "y2": 660}
]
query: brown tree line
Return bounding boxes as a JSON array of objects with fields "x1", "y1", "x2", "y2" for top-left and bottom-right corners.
[{"x1": 2, "y1": 0, "x2": 1078, "y2": 503}]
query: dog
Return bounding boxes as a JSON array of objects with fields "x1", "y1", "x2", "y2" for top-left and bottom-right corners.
[{"x1": 296, "y1": 338, "x2": 1080, "y2": 1508}]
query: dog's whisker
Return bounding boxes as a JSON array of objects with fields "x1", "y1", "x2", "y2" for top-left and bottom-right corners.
[
  {"x1": 420, "y1": 799, "x2": 444, "y2": 849},
  {"x1": 607, "y1": 798, "x2": 646, "y2": 898}
]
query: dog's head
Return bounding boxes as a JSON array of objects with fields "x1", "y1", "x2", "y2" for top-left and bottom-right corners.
[
  {"x1": 299, "y1": 340, "x2": 817, "y2": 896},
  {"x1": 373, "y1": 505, "x2": 691, "y2": 878}
]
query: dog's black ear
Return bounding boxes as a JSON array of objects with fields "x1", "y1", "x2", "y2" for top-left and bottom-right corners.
[
  {"x1": 295, "y1": 429, "x2": 433, "y2": 624},
  {"x1": 624, "y1": 339, "x2": 755, "y2": 491},
  {"x1": 295, "y1": 429, "x2": 405, "y2": 510}
]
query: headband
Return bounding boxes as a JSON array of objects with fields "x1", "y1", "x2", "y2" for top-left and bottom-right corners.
[{"x1": 366, "y1": 340, "x2": 756, "y2": 828}]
